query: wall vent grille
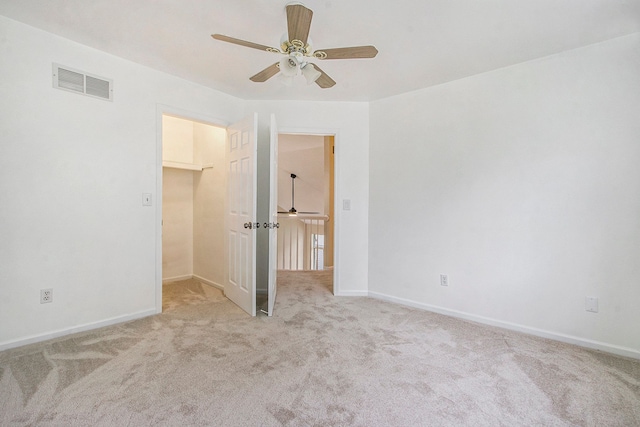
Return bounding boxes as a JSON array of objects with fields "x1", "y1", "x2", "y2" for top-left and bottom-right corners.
[{"x1": 53, "y1": 63, "x2": 113, "y2": 101}]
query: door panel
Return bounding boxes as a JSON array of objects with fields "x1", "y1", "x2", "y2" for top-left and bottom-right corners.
[
  {"x1": 267, "y1": 114, "x2": 278, "y2": 316},
  {"x1": 224, "y1": 114, "x2": 257, "y2": 316}
]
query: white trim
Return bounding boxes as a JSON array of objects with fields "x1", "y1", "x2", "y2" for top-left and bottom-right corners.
[
  {"x1": 193, "y1": 274, "x2": 224, "y2": 291},
  {"x1": 368, "y1": 291, "x2": 640, "y2": 360},
  {"x1": 163, "y1": 274, "x2": 224, "y2": 291},
  {"x1": 336, "y1": 290, "x2": 368, "y2": 297},
  {"x1": 162, "y1": 274, "x2": 193, "y2": 283},
  {"x1": 0, "y1": 309, "x2": 156, "y2": 352}
]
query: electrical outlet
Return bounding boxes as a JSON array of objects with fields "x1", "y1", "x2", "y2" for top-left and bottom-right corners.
[
  {"x1": 40, "y1": 288, "x2": 53, "y2": 304},
  {"x1": 440, "y1": 274, "x2": 449, "y2": 286}
]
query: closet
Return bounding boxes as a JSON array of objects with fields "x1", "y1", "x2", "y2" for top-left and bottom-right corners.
[{"x1": 162, "y1": 115, "x2": 226, "y2": 289}]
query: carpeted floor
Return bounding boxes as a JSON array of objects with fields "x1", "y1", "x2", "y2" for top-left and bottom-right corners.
[{"x1": 1, "y1": 271, "x2": 639, "y2": 426}]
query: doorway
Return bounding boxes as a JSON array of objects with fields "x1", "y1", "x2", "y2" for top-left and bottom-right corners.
[
  {"x1": 160, "y1": 114, "x2": 227, "y2": 299},
  {"x1": 155, "y1": 111, "x2": 340, "y2": 315},
  {"x1": 276, "y1": 134, "x2": 335, "y2": 292}
]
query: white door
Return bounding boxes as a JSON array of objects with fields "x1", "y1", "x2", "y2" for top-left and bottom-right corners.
[
  {"x1": 224, "y1": 114, "x2": 257, "y2": 316},
  {"x1": 267, "y1": 114, "x2": 278, "y2": 316}
]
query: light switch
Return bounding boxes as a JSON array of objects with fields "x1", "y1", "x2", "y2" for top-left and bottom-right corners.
[
  {"x1": 343, "y1": 199, "x2": 351, "y2": 211},
  {"x1": 142, "y1": 193, "x2": 152, "y2": 206},
  {"x1": 585, "y1": 297, "x2": 598, "y2": 313}
]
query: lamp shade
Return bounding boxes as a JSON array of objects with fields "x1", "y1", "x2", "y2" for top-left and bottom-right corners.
[
  {"x1": 278, "y1": 73, "x2": 295, "y2": 87},
  {"x1": 279, "y1": 56, "x2": 299, "y2": 77},
  {"x1": 301, "y1": 63, "x2": 321, "y2": 84}
]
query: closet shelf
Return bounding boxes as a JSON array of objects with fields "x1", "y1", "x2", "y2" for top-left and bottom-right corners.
[{"x1": 162, "y1": 161, "x2": 214, "y2": 171}]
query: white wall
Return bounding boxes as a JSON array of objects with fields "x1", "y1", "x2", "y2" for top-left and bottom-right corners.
[
  {"x1": 193, "y1": 123, "x2": 226, "y2": 287},
  {"x1": 162, "y1": 167, "x2": 194, "y2": 280},
  {"x1": 278, "y1": 134, "x2": 325, "y2": 214},
  {"x1": 0, "y1": 16, "x2": 244, "y2": 349},
  {"x1": 162, "y1": 116, "x2": 195, "y2": 164},
  {"x1": 246, "y1": 100, "x2": 370, "y2": 295},
  {"x1": 162, "y1": 116, "x2": 195, "y2": 280},
  {"x1": 369, "y1": 34, "x2": 640, "y2": 357}
]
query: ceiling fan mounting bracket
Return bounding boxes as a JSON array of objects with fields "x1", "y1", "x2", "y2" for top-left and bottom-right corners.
[{"x1": 281, "y1": 40, "x2": 311, "y2": 57}]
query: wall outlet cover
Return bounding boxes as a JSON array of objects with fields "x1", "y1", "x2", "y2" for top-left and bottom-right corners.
[
  {"x1": 440, "y1": 274, "x2": 449, "y2": 286},
  {"x1": 40, "y1": 288, "x2": 53, "y2": 304}
]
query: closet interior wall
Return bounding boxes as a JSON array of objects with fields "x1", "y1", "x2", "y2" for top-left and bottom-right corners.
[{"x1": 162, "y1": 115, "x2": 226, "y2": 289}]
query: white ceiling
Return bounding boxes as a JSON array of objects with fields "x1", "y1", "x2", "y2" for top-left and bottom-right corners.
[{"x1": 1, "y1": 0, "x2": 639, "y2": 102}]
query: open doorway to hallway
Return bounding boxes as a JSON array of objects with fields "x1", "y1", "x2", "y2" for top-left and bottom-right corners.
[{"x1": 276, "y1": 134, "x2": 335, "y2": 292}]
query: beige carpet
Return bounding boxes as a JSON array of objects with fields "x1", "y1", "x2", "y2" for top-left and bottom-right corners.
[{"x1": 1, "y1": 271, "x2": 639, "y2": 426}]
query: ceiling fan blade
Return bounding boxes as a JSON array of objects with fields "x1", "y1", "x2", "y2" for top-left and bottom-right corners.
[
  {"x1": 250, "y1": 63, "x2": 280, "y2": 82},
  {"x1": 211, "y1": 34, "x2": 278, "y2": 53},
  {"x1": 312, "y1": 65, "x2": 336, "y2": 89},
  {"x1": 286, "y1": 4, "x2": 313, "y2": 45},
  {"x1": 314, "y1": 45, "x2": 379, "y2": 60}
]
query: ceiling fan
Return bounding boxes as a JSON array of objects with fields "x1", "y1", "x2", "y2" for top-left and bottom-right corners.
[
  {"x1": 278, "y1": 174, "x2": 319, "y2": 215},
  {"x1": 211, "y1": 2, "x2": 378, "y2": 88}
]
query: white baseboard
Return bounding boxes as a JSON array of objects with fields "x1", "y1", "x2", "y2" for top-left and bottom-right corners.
[
  {"x1": 0, "y1": 309, "x2": 156, "y2": 352},
  {"x1": 162, "y1": 274, "x2": 193, "y2": 283},
  {"x1": 192, "y1": 275, "x2": 224, "y2": 291},
  {"x1": 335, "y1": 290, "x2": 368, "y2": 297},
  {"x1": 368, "y1": 291, "x2": 640, "y2": 360},
  {"x1": 163, "y1": 274, "x2": 224, "y2": 291}
]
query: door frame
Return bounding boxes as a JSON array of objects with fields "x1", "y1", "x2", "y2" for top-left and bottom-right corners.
[
  {"x1": 278, "y1": 127, "x2": 340, "y2": 295},
  {"x1": 155, "y1": 104, "x2": 230, "y2": 313}
]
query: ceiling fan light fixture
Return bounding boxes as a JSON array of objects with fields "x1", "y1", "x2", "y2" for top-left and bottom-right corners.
[
  {"x1": 212, "y1": 3, "x2": 378, "y2": 89},
  {"x1": 278, "y1": 73, "x2": 296, "y2": 86},
  {"x1": 279, "y1": 56, "x2": 299, "y2": 77},
  {"x1": 301, "y1": 63, "x2": 321, "y2": 84}
]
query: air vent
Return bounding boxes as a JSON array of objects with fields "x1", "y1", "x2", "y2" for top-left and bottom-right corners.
[{"x1": 53, "y1": 63, "x2": 113, "y2": 101}]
